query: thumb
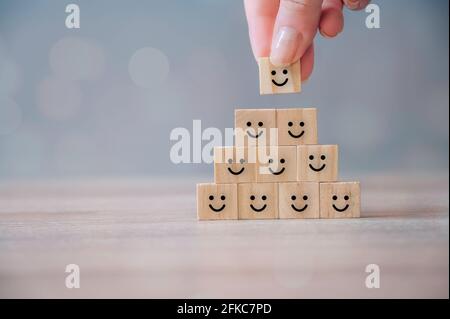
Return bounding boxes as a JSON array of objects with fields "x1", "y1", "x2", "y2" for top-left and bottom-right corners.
[{"x1": 270, "y1": 0, "x2": 323, "y2": 66}]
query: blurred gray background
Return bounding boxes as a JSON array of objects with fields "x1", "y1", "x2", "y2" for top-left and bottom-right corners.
[{"x1": 0, "y1": 0, "x2": 448, "y2": 179}]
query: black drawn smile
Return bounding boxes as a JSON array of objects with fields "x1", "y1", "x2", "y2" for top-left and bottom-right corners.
[
  {"x1": 288, "y1": 130, "x2": 304, "y2": 138},
  {"x1": 291, "y1": 204, "x2": 308, "y2": 212},
  {"x1": 309, "y1": 163, "x2": 326, "y2": 172},
  {"x1": 247, "y1": 130, "x2": 263, "y2": 138},
  {"x1": 268, "y1": 167, "x2": 285, "y2": 175},
  {"x1": 272, "y1": 78, "x2": 288, "y2": 87},
  {"x1": 332, "y1": 204, "x2": 349, "y2": 212},
  {"x1": 227, "y1": 167, "x2": 245, "y2": 175},
  {"x1": 250, "y1": 204, "x2": 267, "y2": 212},
  {"x1": 209, "y1": 204, "x2": 226, "y2": 212}
]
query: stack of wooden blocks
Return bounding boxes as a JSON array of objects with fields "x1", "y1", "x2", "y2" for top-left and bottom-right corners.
[
  {"x1": 197, "y1": 108, "x2": 360, "y2": 220},
  {"x1": 197, "y1": 57, "x2": 359, "y2": 220}
]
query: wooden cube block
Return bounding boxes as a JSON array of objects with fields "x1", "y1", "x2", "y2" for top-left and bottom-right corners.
[
  {"x1": 320, "y1": 182, "x2": 360, "y2": 218},
  {"x1": 214, "y1": 147, "x2": 256, "y2": 183},
  {"x1": 235, "y1": 109, "x2": 277, "y2": 146},
  {"x1": 258, "y1": 57, "x2": 301, "y2": 95},
  {"x1": 278, "y1": 182, "x2": 320, "y2": 219},
  {"x1": 297, "y1": 145, "x2": 338, "y2": 182},
  {"x1": 238, "y1": 183, "x2": 278, "y2": 219},
  {"x1": 256, "y1": 146, "x2": 297, "y2": 183},
  {"x1": 197, "y1": 183, "x2": 238, "y2": 220},
  {"x1": 276, "y1": 108, "x2": 318, "y2": 145}
]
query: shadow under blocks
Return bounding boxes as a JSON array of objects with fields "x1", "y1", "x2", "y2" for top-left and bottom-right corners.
[{"x1": 197, "y1": 108, "x2": 360, "y2": 220}]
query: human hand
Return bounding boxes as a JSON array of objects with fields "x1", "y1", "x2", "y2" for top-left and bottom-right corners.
[{"x1": 244, "y1": 0, "x2": 370, "y2": 81}]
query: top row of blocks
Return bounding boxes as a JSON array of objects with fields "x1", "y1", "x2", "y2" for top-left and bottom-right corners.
[{"x1": 235, "y1": 108, "x2": 317, "y2": 146}]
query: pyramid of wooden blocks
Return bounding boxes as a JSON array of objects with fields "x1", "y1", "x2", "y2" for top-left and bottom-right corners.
[{"x1": 197, "y1": 108, "x2": 360, "y2": 220}]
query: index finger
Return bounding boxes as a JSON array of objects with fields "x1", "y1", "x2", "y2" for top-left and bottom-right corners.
[{"x1": 244, "y1": 0, "x2": 280, "y2": 60}]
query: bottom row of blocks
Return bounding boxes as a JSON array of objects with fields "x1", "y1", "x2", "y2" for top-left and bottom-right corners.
[{"x1": 197, "y1": 182, "x2": 360, "y2": 220}]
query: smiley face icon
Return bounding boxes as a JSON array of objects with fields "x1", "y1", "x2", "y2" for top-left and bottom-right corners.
[
  {"x1": 249, "y1": 194, "x2": 267, "y2": 212},
  {"x1": 268, "y1": 158, "x2": 286, "y2": 175},
  {"x1": 257, "y1": 146, "x2": 297, "y2": 183},
  {"x1": 235, "y1": 109, "x2": 277, "y2": 146},
  {"x1": 214, "y1": 147, "x2": 256, "y2": 183},
  {"x1": 238, "y1": 183, "x2": 278, "y2": 219},
  {"x1": 271, "y1": 69, "x2": 289, "y2": 87},
  {"x1": 276, "y1": 108, "x2": 318, "y2": 145},
  {"x1": 320, "y1": 182, "x2": 360, "y2": 219},
  {"x1": 258, "y1": 57, "x2": 301, "y2": 95},
  {"x1": 297, "y1": 145, "x2": 338, "y2": 182},
  {"x1": 332, "y1": 195, "x2": 350, "y2": 212},
  {"x1": 290, "y1": 194, "x2": 309, "y2": 212},
  {"x1": 308, "y1": 154, "x2": 327, "y2": 172},
  {"x1": 208, "y1": 194, "x2": 227, "y2": 213},
  {"x1": 287, "y1": 121, "x2": 305, "y2": 139},
  {"x1": 245, "y1": 120, "x2": 265, "y2": 139},
  {"x1": 227, "y1": 158, "x2": 246, "y2": 175},
  {"x1": 279, "y1": 182, "x2": 320, "y2": 219},
  {"x1": 197, "y1": 183, "x2": 238, "y2": 220}
]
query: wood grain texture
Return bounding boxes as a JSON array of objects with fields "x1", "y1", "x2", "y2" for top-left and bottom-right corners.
[
  {"x1": 0, "y1": 177, "x2": 448, "y2": 298},
  {"x1": 258, "y1": 57, "x2": 301, "y2": 95},
  {"x1": 297, "y1": 145, "x2": 338, "y2": 182},
  {"x1": 279, "y1": 182, "x2": 320, "y2": 219},
  {"x1": 276, "y1": 108, "x2": 318, "y2": 145},
  {"x1": 320, "y1": 182, "x2": 360, "y2": 219}
]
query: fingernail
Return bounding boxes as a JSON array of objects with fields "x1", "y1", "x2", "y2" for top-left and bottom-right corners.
[
  {"x1": 319, "y1": 29, "x2": 335, "y2": 39},
  {"x1": 270, "y1": 26, "x2": 300, "y2": 67},
  {"x1": 345, "y1": 0, "x2": 360, "y2": 10}
]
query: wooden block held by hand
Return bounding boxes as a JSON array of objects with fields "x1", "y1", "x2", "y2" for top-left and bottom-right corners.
[
  {"x1": 258, "y1": 57, "x2": 301, "y2": 95},
  {"x1": 297, "y1": 145, "x2": 338, "y2": 182},
  {"x1": 256, "y1": 146, "x2": 297, "y2": 183},
  {"x1": 235, "y1": 109, "x2": 277, "y2": 146},
  {"x1": 214, "y1": 147, "x2": 256, "y2": 183},
  {"x1": 197, "y1": 183, "x2": 238, "y2": 220},
  {"x1": 320, "y1": 182, "x2": 360, "y2": 219},
  {"x1": 278, "y1": 182, "x2": 320, "y2": 219},
  {"x1": 238, "y1": 183, "x2": 278, "y2": 219},
  {"x1": 276, "y1": 108, "x2": 318, "y2": 145}
]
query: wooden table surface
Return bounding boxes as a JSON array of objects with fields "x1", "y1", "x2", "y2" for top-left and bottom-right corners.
[{"x1": 0, "y1": 176, "x2": 448, "y2": 298}]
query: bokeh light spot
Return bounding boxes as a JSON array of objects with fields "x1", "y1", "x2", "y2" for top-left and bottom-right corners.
[{"x1": 128, "y1": 47, "x2": 170, "y2": 88}]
